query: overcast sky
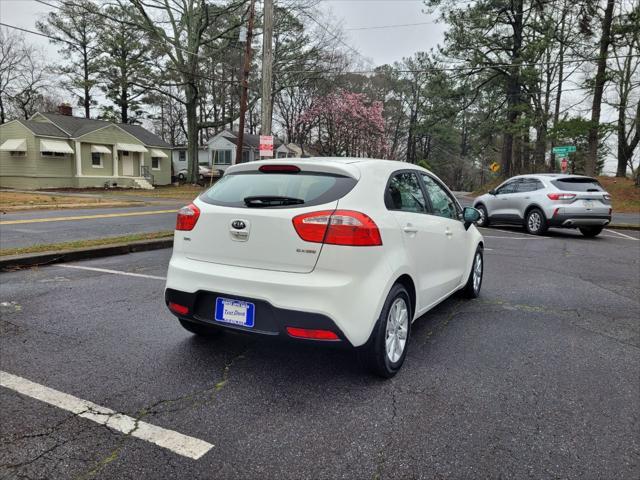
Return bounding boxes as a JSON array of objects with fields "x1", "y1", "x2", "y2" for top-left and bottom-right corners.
[{"x1": 0, "y1": 0, "x2": 442, "y2": 65}]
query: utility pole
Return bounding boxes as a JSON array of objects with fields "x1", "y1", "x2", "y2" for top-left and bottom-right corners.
[
  {"x1": 260, "y1": 0, "x2": 274, "y2": 145},
  {"x1": 236, "y1": 0, "x2": 256, "y2": 164}
]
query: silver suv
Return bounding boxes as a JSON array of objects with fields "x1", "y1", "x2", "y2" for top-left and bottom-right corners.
[{"x1": 473, "y1": 174, "x2": 612, "y2": 237}]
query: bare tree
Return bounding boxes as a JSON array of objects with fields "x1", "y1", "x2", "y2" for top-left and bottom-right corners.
[
  {"x1": 0, "y1": 29, "x2": 28, "y2": 123},
  {"x1": 124, "y1": 0, "x2": 246, "y2": 183}
]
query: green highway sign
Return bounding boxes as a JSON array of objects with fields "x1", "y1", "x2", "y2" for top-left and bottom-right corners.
[{"x1": 552, "y1": 145, "x2": 576, "y2": 154}]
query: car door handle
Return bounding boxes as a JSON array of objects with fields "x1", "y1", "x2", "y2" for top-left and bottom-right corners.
[
  {"x1": 445, "y1": 228, "x2": 453, "y2": 238},
  {"x1": 403, "y1": 224, "x2": 418, "y2": 234}
]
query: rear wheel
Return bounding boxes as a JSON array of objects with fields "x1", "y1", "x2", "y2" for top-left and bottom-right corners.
[
  {"x1": 179, "y1": 319, "x2": 222, "y2": 337},
  {"x1": 358, "y1": 284, "x2": 411, "y2": 378},
  {"x1": 525, "y1": 208, "x2": 548, "y2": 235},
  {"x1": 579, "y1": 226, "x2": 603, "y2": 238},
  {"x1": 475, "y1": 204, "x2": 490, "y2": 227}
]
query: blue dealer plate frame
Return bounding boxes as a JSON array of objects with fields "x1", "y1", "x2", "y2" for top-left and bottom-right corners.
[{"x1": 214, "y1": 297, "x2": 255, "y2": 328}]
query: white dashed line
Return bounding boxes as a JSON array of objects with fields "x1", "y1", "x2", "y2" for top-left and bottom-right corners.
[
  {"x1": 58, "y1": 264, "x2": 167, "y2": 280},
  {"x1": 0, "y1": 371, "x2": 213, "y2": 460},
  {"x1": 604, "y1": 229, "x2": 639, "y2": 241}
]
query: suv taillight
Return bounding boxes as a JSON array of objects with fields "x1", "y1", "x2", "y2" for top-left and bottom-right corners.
[
  {"x1": 547, "y1": 193, "x2": 576, "y2": 200},
  {"x1": 176, "y1": 203, "x2": 200, "y2": 231},
  {"x1": 292, "y1": 210, "x2": 382, "y2": 246}
]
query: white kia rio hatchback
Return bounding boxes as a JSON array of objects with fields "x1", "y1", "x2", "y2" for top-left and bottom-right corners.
[{"x1": 165, "y1": 158, "x2": 484, "y2": 377}]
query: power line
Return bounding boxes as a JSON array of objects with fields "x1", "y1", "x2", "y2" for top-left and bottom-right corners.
[{"x1": 345, "y1": 21, "x2": 436, "y2": 31}]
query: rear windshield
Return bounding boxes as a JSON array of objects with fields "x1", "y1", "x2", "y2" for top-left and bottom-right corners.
[
  {"x1": 199, "y1": 171, "x2": 357, "y2": 208},
  {"x1": 552, "y1": 177, "x2": 604, "y2": 192}
]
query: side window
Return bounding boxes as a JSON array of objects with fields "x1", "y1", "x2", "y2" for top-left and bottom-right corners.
[
  {"x1": 421, "y1": 174, "x2": 459, "y2": 220},
  {"x1": 517, "y1": 179, "x2": 534, "y2": 192},
  {"x1": 386, "y1": 172, "x2": 427, "y2": 213},
  {"x1": 532, "y1": 179, "x2": 544, "y2": 190},
  {"x1": 496, "y1": 181, "x2": 517, "y2": 194}
]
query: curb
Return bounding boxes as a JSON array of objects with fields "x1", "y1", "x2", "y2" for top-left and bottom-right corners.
[
  {"x1": 0, "y1": 238, "x2": 173, "y2": 272},
  {"x1": 608, "y1": 224, "x2": 640, "y2": 231}
]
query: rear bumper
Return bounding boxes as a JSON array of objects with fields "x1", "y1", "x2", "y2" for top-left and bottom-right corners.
[
  {"x1": 164, "y1": 251, "x2": 393, "y2": 347},
  {"x1": 166, "y1": 288, "x2": 351, "y2": 346},
  {"x1": 548, "y1": 214, "x2": 611, "y2": 228}
]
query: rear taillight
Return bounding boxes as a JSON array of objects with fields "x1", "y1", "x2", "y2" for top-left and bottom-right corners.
[
  {"x1": 292, "y1": 210, "x2": 382, "y2": 246},
  {"x1": 286, "y1": 327, "x2": 339, "y2": 340},
  {"x1": 176, "y1": 203, "x2": 200, "y2": 231},
  {"x1": 168, "y1": 302, "x2": 189, "y2": 315},
  {"x1": 547, "y1": 193, "x2": 576, "y2": 200}
]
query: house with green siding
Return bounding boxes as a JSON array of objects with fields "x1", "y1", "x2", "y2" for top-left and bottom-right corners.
[{"x1": 0, "y1": 108, "x2": 172, "y2": 189}]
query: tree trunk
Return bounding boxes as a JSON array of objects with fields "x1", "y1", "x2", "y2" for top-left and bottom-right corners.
[
  {"x1": 585, "y1": 0, "x2": 615, "y2": 176},
  {"x1": 501, "y1": 0, "x2": 523, "y2": 177},
  {"x1": 83, "y1": 46, "x2": 90, "y2": 118},
  {"x1": 185, "y1": 83, "x2": 199, "y2": 184}
]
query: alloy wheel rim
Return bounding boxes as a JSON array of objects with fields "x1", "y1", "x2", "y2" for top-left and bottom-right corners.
[
  {"x1": 385, "y1": 298, "x2": 408, "y2": 363},
  {"x1": 473, "y1": 252, "x2": 482, "y2": 292},
  {"x1": 478, "y1": 208, "x2": 486, "y2": 225},
  {"x1": 528, "y1": 212, "x2": 541, "y2": 232}
]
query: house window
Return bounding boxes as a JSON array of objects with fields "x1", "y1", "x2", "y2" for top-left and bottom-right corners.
[
  {"x1": 277, "y1": 152, "x2": 287, "y2": 158},
  {"x1": 9, "y1": 151, "x2": 25, "y2": 157},
  {"x1": 91, "y1": 152, "x2": 103, "y2": 168},
  {"x1": 121, "y1": 150, "x2": 129, "y2": 156},
  {"x1": 214, "y1": 150, "x2": 232, "y2": 165},
  {"x1": 151, "y1": 157, "x2": 161, "y2": 170},
  {"x1": 178, "y1": 150, "x2": 186, "y2": 162},
  {"x1": 242, "y1": 150, "x2": 250, "y2": 163},
  {"x1": 42, "y1": 152, "x2": 66, "y2": 157}
]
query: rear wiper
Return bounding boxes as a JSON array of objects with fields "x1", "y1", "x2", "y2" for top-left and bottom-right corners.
[{"x1": 244, "y1": 196, "x2": 305, "y2": 207}]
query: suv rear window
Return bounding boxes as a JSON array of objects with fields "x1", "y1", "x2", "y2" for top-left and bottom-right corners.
[
  {"x1": 199, "y1": 171, "x2": 357, "y2": 208},
  {"x1": 552, "y1": 177, "x2": 603, "y2": 192}
]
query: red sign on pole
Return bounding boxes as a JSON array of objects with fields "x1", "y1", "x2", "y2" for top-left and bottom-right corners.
[
  {"x1": 560, "y1": 157, "x2": 568, "y2": 173},
  {"x1": 259, "y1": 135, "x2": 273, "y2": 157}
]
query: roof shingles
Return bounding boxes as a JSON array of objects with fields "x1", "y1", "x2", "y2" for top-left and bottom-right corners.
[{"x1": 34, "y1": 112, "x2": 170, "y2": 148}]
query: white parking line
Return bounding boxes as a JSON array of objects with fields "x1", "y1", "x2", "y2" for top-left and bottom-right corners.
[
  {"x1": 483, "y1": 235, "x2": 547, "y2": 240},
  {"x1": 58, "y1": 264, "x2": 167, "y2": 280},
  {"x1": 604, "y1": 229, "x2": 639, "y2": 241},
  {"x1": 0, "y1": 371, "x2": 213, "y2": 460}
]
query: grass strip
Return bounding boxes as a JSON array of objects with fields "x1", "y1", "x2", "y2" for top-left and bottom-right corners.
[{"x1": 0, "y1": 231, "x2": 174, "y2": 257}]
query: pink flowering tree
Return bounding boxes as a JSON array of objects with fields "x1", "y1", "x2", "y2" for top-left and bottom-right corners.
[{"x1": 297, "y1": 90, "x2": 388, "y2": 158}]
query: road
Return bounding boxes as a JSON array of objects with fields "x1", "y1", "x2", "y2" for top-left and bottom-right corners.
[
  {"x1": 1, "y1": 226, "x2": 638, "y2": 479},
  {"x1": 0, "y1": 205, "x2": 181, "y2": 249}
]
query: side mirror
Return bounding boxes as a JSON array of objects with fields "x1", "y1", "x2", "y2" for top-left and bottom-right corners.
[
  {"x1": 488, "y1": 189, "x2": 497, "y2": 195},
  {"x1": 463, "y1": 207, "x2": 481, "y2": 230}
]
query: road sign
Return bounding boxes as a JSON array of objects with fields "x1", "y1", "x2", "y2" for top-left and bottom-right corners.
[
  {"x1": 553, "y1": 145, "x2": 576, "y2": 154},
  {"x1": 489, "y1": 162, "x2": 500, "y2": 173},
  {"x1": 259, "y1": 135, "x2": 273, "y2": 157},
  {"x1": 560, "y1": 157, "x2": 568, "y2": 173}
]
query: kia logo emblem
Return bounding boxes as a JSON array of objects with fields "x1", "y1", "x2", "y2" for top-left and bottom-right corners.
[{"x1": 231, "y1": 220, "x2": 246, "y2": 230}]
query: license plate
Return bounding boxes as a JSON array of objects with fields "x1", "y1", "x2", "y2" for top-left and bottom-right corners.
[
  {"x1": 583, "y1": 200, "x2": 594, "y2": 208},
  {"x1": 214, "y1": 297, "x2": 255, "y2": 328}
]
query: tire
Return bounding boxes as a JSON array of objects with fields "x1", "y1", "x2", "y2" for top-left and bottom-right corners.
[
  {"x1": 579, "y1": 226, "x2": 603, "y2": 238},
  {"x1": 461, "y1": 246, "x2": 483, "y2": 298},
  {"x1": 358, "y1": 284, "x2": 411, "y2": 378},
  {"x1": 179, "y1": 319, "x2": 222, "y2": 337},
  {"x1": 177, "y1": 173, "x2": 185, "y2": 181},
  {"x1": 199, "y1": 174, "x2": 205, "y2": 181},
  {"x1": 525, "y1": 207, "x2": 548, "y2": 235},
  {"x1": 475, "y1": 204, "x2": 490, "y2": 227}
]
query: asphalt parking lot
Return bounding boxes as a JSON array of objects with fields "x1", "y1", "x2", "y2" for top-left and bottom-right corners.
[{"x1": 1, "y1": 226, "x2": 638, "y2": 479}]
